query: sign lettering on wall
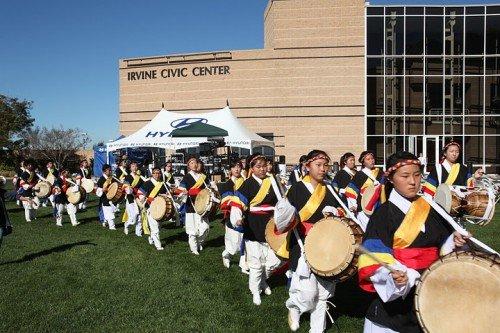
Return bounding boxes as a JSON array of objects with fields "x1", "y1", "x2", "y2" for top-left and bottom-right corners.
[{"x1": 127, "y1": 65, "x2": 230, "y2": 81}]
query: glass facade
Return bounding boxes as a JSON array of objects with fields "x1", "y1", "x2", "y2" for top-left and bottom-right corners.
[{"x1": 366, "y1": 5, "x2": 500, "y2": 173}]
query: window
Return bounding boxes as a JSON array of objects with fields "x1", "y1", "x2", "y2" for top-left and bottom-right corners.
[
  {"x1": 464, "y1": 76, "x2": 484, "y2": 115},
  {"x1": 445, "y1": 15, "x2": 464, "y2": 55},
  {"x1": 385, "y1": 16, "x2": 404, "y2": 55},
  {"x1": 486, "y1": 16, "x2": 500, "y2": 55},
  {"x1": 405, "y1": 76, "x2": 424, "y2": 115},
  {"x1": 367, "y1": 17, "x2": 384, "y2": 55},
  {"x1": 367, "y1": 57, "x2": 384, "y2": 75},
  {"x1": 406, "y1": 17, "x2": 424, "y2": 55},
  {"x1": 465, "y1": 16, "x2": 484, "y2": 55},
  {"x1": 426, "y1": 16, "x2": 444, "y2": 55},
  {"x1": 367, "y1": 77, "x2": 384, "y2": 115}
]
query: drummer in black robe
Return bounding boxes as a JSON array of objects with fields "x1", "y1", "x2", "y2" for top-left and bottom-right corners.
[
  {"x1": 0, "y1": 177, "x2": 12, "y2": 247},
  {"x1": 218, "y1": 160, "x2": 246, "y2": 270},
  {"x1": 288, "y1": 155, "x2": 307, "y2": 187},
  {"x1": 41, "y1": 161, "x2": 58, "y2": 208},
  {"x1": 274, "y1": 150, "x2": 345, "y2": 332},
  {"x1": 123, "y1": 162, "x2": 144, "y2": 237},
  {"x1": 422, "y1": 141, "x2": 483, "y2": 197},
  {"x1": 357, "y1": 151, "x2": 468, "y2": 333},
  {"x1": 17, "y1": 159, "x2": 39, "y2": 222},
  {"x1": 162, "y1": 160, "x2": 176, "y2": 187},
  {"x1": 178, "y1": 156, "x2": 210, "y2": 255},
  {"x1": 332, "y1": 152, "x2": 357, "y2": 193},
  {"x1": 230, "y1": 154, "x2": 282, "y2": 306},
  {"x1": 345, "y1": 150, "x2": 384, "y2": 231},
  {"x1": 75, "y1": 159, "x2": 91, "y2": 210},
  {"x1": 53, "y1": 168, "x2": 80, "y2": 227},
  {"x1": 96, "y1": 164, "x2": 117, "y2": 230},
  {"x1": 137, "y1": 167, "x2": 168, "y2": 251}
]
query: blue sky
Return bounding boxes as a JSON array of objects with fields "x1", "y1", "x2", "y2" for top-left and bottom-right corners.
[{"x1": 0, "y1": 0, "x2": 494, "y2": 145}]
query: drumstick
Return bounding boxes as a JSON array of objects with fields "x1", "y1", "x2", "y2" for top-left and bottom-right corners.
[
  {"x1": 356, "y1": 244, "x2": 399, "y2": 274},
  {"x1": 325, "y1": 183, "x2": 362, "y2": 225},
  {"x1": 112, "y1": 176, "x2": 125, "y2": 184},
  {"x1": 421, "y1": 195, "x2": 499, "y2": 255}
]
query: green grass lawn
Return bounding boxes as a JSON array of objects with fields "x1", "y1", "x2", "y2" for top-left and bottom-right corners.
[{"x1": 0, "y1": 194, "x2": 498, "y2": 333}]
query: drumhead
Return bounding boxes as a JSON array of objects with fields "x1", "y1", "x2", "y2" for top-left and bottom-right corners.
[
  {"x1": 415, "y1": 252, "x2": 500, "y2": 333},
  {"x1": 361, "y1": 185, "x2": 377, "y2": 216},
  {"x1": 150, "y1": 195, "x2": 173, "y2": 221},
  {"x1": 106, "y1": 182, "x2": 119, "y2": 200},
  {"x1": 194, "y1": 189, "x2": 211, "y2": 215},
  {"x1": 304, "y1": 217, "x2": 358, "y2": 277},
  {"x1": 81, "y1": 178, "x2": 94, "y2": 193},
  {"x1": 34, "y1": 181, "x2": 51, "y2": 198},
  {"x1": 265, "y1": 219, "x2": 289, "y2": 259},
  {"x1": 434, "y1": 184, "x2": 453, "y2": 213},
  {"x1": 67, "y1": 187, "x2": 85, "y2": 204},
  {"x1": 46, "y1": 174, "x2": 56, "y2": 185}
]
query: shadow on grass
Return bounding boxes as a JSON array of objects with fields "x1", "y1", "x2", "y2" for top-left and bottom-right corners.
[
  {"x1": 203, "y1": 235, "x2": 224, "y2": 248},
  {"x1": 0, "y1": 240, "x2": 97, "y2": 265},
  {"x1": 162, "y1": 231, "x2": 187, "y2": 245}
]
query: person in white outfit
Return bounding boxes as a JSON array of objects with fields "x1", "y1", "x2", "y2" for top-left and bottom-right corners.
[
  {"x1": 95, "y1": 164, "x2": 117, "y2": 230},
  {"x1": 53, "y1": 169, "x2": 80, "y2": 227},
  {"x1": 17, "y1": 160, "x2": 39, "y2": 222},
  {"x1": 230, "y1": 154, "x2": 282, "y2": 306},
  {"x1": 123, "y1": 162, "x2": 144, "y2": 237}
]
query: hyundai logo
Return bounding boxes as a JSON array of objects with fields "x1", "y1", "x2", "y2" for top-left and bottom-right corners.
[{"x1": 171, "y1": 117, "x2": 208, "y2": 129}]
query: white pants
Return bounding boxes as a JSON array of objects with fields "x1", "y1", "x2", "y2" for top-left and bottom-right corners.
[
  {"x1": 48, "y1": 194, "x2": 55, "y2": 208},
  {"x1": 146, "y1": 210, "x2": 162, "y2": 249},
  {"x1": 222, "y1": 225, "x2": 243, "y2": 257},
  {"x1": 286, "y1": 270, "x2": 336, "y2": 333},
  {"x1": 356, "y1": 211, "x2": 370, "y2": 232},
  {"x1": 245, "y1": 240, "x2": 281, "y2": 294},
  {"x1": 78, "y1": 197, "x2": 87, "y2": 210},
  {"x1": 125, "y1": 201, "x2": 142, "y2": 236},
  {"x1": 102, "y1": 205, "x2": 116, "y2": 229},
  {"x1": 363, "y1": 318, "x2": 398, "y2": 333},
  {"x1": 55, "y1": 203, "x2": 78, "y2": 226},
  {"x1": 185, "y1": 212, "x2": 209, "y2": 252},
  {"x1": 22, "y1": 198, "x2": 38, "y2": 222}
]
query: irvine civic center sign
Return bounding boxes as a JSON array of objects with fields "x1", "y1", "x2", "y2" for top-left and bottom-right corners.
[{"x1": 127, "y1": 65, "x2": 230, "y2": 81}]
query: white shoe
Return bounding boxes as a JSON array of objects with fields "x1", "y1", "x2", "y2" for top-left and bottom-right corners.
[
  {"x1": 56, "y1": 223, "x2": 63, "y2": 227},
  {"x1": 199, "y1": 245, "x2": 203, "y2": 251},
  {"x1": 241, "y1": 268, "x2": 250, "y2": 275},
  {"x1": 148, "y1": 237, "x2": 154, "y2": 245},
  {"x1": 102, "y1": 222, "x2": 107, "y2": 228},
  {"x1": 135, "y1": 233, "x2": 142, "y2": 237},
  {"x1": 72, "y1": 222, "x2": 80, "y2": 226},
  {"x1": 124, "y1": 227, "x2": 129, "y2": 235},
  {"x1": 263, "y1": 286, "x2": 272, "y2": 296},
  {"x1": 109, "y1": 226, "x2": 116, "y2": 230},
  {"x1": 222, "y1": 257, "x2": 230, "y2": 268},
  {"x1": 252, "y1": 292, "x2": 261, "y2": 306},
  {"x1": 288, "y1": 308, "x2": 300, "y2": 331},
  {"x1": 156, "y1": 246, "x2": 164, "y2": 251}
]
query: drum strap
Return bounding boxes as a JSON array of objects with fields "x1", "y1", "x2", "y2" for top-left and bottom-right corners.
[
  {"x1": 250, "y1": 177, "x2": 272, "y2": 207},
  {"x1": 131, "y1": 175, "x2": 141, "y2": 188},
  {"x1": 298, "y1": 176, "x2": 326, "y2": 222},
  {"x1": 232, "y1": 176, "x2": 244, "y2": 191},
  {"x1": 148, "y1": 181, "x2": 163, "y2": 201},
  {"x1": 325, "y1": 183, "x2": 360, "y2": 224},
  {"x1": 393, "y1": 197, "x2": 431, "y2": 248},
  {"x1": 445, "y1": 163, "x2": 460, "y2": 185},
  {"x1": 193, "y1": 174, "x2": 207, "y2": 189}
]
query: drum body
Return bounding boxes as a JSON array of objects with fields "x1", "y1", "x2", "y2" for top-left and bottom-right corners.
[
  {"x1": 361, "y1": 184, "x2": 379, "y2": 216},
  {"x1": 45, "y1": 174, "x2": 56, "y2": 185},
  {"x1": 194, "y1": 188, "x2": 220, "y2": 217},
  {"x1": 106, "y1": 182, "x2": 125, "y2": 204},
  {"x1": 34, "y1": 181, "x2": 52, "y2": 199},
  {"x1": 304, "y1": 217, "x2": 363, "y2": 281},
  {"x1": 434, "y1": 184, "x2": 463, "y2": 216},
  {"x1": 265, "y1": 218, "x2": 289, "y2": 259},
  {"x1": 81, "y1": 178, "x2": 95, "y2": 194},
  {"x1": 415, "y1": 251, "x2": 500, "y2": 333},
  {"x1": 67, "y1": 186, "x2": 86, "y2": 205},
  {"x1": 150, "y1": 195, "x2": 174, "y2": 221}
]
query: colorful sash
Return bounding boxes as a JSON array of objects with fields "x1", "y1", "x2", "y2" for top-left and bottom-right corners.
[
  {"x1": 250, "y1": 177, "x2": 271, "y2": 207},
  {"x1": 148, "y1": 181, "x2": 163, "y2": 202},
  {"x1": 298, "y1": 176, "x2": 326, "y2": 222},
  {"x1": 444, "y1": 163, "x2": 460, "y2": 185},
  {"x1": 233, "y1": 177, "x2": 244, "y2": 191},
  {"x1": 131, "y1": 174, "x2": 141, "y2": 188},
  {"x1": 393, "y1": 197, "x2": 431, "y2": 248}
]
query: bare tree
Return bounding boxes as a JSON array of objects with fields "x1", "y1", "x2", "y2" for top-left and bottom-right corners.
[{"x1": 21, "y1": 126, "x2": 90, "y2": 168}]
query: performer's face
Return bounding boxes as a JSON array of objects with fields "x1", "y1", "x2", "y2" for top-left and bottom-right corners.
[
  {"x1": 251, "y1": 159, "x2": 267, "y2": 179},
  {"x1": 130, "y1": 163, "x2": 138, "y2": 173},
  {"x1": 188, "y1": 159, "x2": 197, "y2": 171},
  {"x1": 230, "y1": 164, "x2": 241, "y2": 177},
  {"x1": 165, "y1": 163, "x2": 172, "y2": 172},
  {"x1": 47, "y1": 162, "x2": 53, "y2": 169},
  {"x1": 104, "y1": 168, "x2": 111, "y2": 176},
  {"x1": 152, "y1": 169, "x2": 162, "y2": 181},
  {"x1": 363, "y1": 154, "x2": 375, "y2": 169},
  {"x1": 346, "y1": 157, "x2": 355, "y2": 170},
  {"x1": 307, "y1": 158, "x2": 329, "y2": 182},
  {"x1": 391, "y1": 164, "x2": 422, "y2": 199},
  {"x1": 266, "y1": 162, "x2": 273, "y2": 173},
  {"x1": 444, "y1": 145, "x2": 460, "y2": 163},
  {"x1": 82, "y1": 161, "x2": 88, "y2": 168}
]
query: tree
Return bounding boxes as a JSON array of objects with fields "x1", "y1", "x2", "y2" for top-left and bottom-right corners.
[
  {"x1": 21, "y1": 126, "x2": 90, "y2": 169},
  {"x1": 0, "y1": 94, "x2": 34, "y2": 165}
]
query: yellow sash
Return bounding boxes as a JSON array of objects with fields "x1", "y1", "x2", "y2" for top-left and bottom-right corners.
[
  {"x1": 48, "y1": 169, "x2": 54, "y2": 175},
  {"x1": 233, "y1": 177, "x2": 244, "y2": 191},
  {"x1": 250, "y1": 177, "x2": 271, "y2": 207},
  {"x1": 193, "y1": 174, "x2": 206, "y2": 189},
  {"x1": 393, "y1": 197, "x2": 431, "y2": 249},
  {"x1": 141, "y1": 209, "x2": 150, "y2": 235},
  {"x1": 298, "y1": 176, "x2": 326, "y2": 222},
  {"x1": 148, "y1": 180, "x2": 163, "y2": 200},
  {"x1": 131, "y1": 174, "x2": 141, "y2": 187},
  {"x1": 361, "y1": 168, "x2": 380, "y2": 192},
  {"x1": 445, "y1": 163, "x2": 460, "y2": 185}
]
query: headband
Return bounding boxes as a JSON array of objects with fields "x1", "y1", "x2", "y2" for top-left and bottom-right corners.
[
  {"x1": 360, "y1": 152, "x2": 374, "y2": 163},
  {"x1": 306, "y1": 154, "x2": 330, "y2": 164},
  {"x1": 249, "y1": 154, "x2": 265, "y2": 165},
  {"x1": 384, "y1": 159, "x2": 421, "y2": 177},
  {"x1": 443, "y1": 141, "x2": 461, "y2": 151},
  {"x1": 186, "y1": 157, "x2": 197, "y2": 165}
]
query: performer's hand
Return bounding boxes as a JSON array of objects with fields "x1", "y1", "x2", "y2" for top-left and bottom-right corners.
[
  {"x1": 350, "y1": 205, "x2": 357, "y2": 213},
  {"x1": 236, "y1": 219, "x2": 243, "y2": 226},
  {"x1": 474, "y1": 168, "x2": 484, "y2": 179},
  {"x1": 390, "y1": 270, "x2": 408, "y2": 286},
  {"x1": 453, "y1": 231, "x2": 470, "y2": 247}
]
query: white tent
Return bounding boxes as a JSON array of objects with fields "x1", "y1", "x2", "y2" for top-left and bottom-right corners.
[{"x1": 107, "y1": 106, "x2": 273, "y2": 152}]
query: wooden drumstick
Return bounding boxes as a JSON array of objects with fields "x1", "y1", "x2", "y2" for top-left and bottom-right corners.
[{"x1": 356, "y1": 244, "x2": 399, "y2": 274}]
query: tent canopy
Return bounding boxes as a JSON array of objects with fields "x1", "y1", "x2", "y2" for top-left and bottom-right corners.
[{"x1": 107, "y1": 106, "x2": 273, "y2": 152}]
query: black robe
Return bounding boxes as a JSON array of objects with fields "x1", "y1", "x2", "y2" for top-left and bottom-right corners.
[
  {"x1": 139, "y1": 179, "x2": 168, "y2": 208},
  {"x1": 123, "y1": 173, "x2": 144, "y2": 204},
  {"x1": 180, "y1": 172, "x2": 208, "y2": 214}
]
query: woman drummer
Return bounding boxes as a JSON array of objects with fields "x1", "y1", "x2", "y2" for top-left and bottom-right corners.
[
  {"x1": 230, "y1": 153, "x2": 282, "y2": 306},
  {"x1": 357, "y1": 151, "x2": 469, "y2": 333},
  {"x1": 332, "y1": 152, "x2": 357, "y2": 193},
  {"x1": 422, "y1": 140, "x2": 484, "y2": 197},
  {"x1": 273, "y1": 150, "x2": 344, "y2": 332},
  {"x1": 178, "y1": 156, "x2": 210, "y2": 255},
  {"x1": 53, "y1": 168, "x2": 80, "y2": 227}
]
